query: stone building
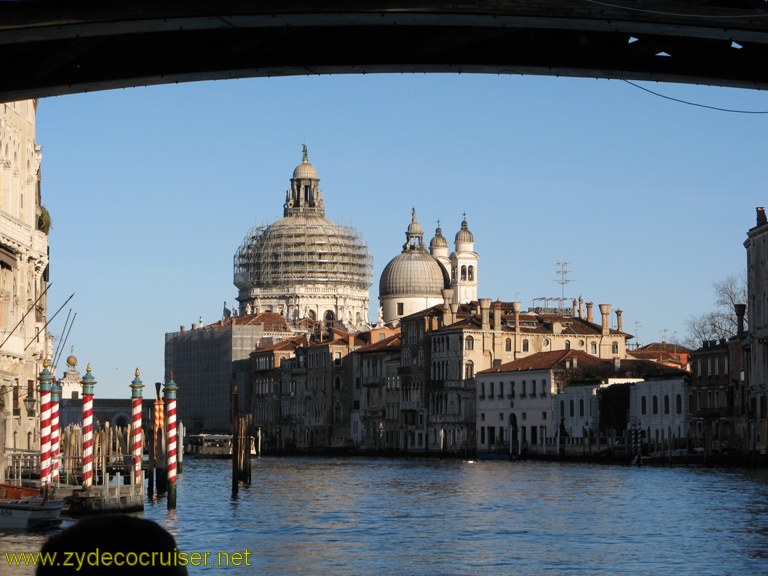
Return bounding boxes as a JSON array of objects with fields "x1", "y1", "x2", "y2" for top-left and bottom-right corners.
[
  {"x1": 379, "y1": 210, "x2": 478, "y2": 325},
  {"x1": 745, "y1": 206, "x2": 768, "y2": 454},
  {"x1": 166, "y1": 312, "x2": 293, "y2": 432},
  {"x1": 0, "y1": 100, "x2": 50, "y2": 455},
  {"x1": 233, "y1": 146, "x2": 373, "y2": 329}
]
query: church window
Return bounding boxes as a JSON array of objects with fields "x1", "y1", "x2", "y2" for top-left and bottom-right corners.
[
  {"x1": 468, "y1": 266, "x2": 474, "y2": 281},
  {"x1": 505, "y1": 338, "x2": 512, "y2": 352},
  {"x1": 522, "y1": 339, "x2": 529, "y2": 352},
  {"x1": 461, "y1": 265, "x2": 467, "y2": 281},
  {"x1": 465, "y1": 336, "x2": 474, "y2": 350}
]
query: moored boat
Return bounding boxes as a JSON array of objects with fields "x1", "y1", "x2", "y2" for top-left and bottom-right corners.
[{"x1": 0, "y1": 497, "x2": 64, "y2": 530}]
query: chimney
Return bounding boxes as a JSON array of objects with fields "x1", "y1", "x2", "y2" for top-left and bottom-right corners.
[
  {"x1": 180, "y1": 325, "x2": 185, "y2": 332},
  {"x1": 578, "y1": 295, "x2": 584, "y2": 319},
  {"x1": 450, "y1": 303, "x2": 459, "y2": 324},
  {"x1": 480, "y1": 298, "x2": 491, "y2": 331},
  {"x1": 735, "y1": 303, "x2": 746, "y2": 337},
  {"x1": 493, "y1": 300, "x2": 502, "y2": 330},
  {"x1": 758, "y1": 207, "x2": 767, "y2": 226},
  {"x1": 442, "y1": 288, "x2": 454, "y2": 326},
  {"x1": 586, "y1": 302, "x2": 594, "y2": 323},
  {"x1": 615, "y1": 309, "x2": 623, "y2": 332},
  {"x1": 599, "y1": 304, "x2": 611, "y2": 336}
]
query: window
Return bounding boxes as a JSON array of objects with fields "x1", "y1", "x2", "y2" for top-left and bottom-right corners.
[
  {"x1": 465, "y1": 361, "x2": 474, "y2": 379},
  {"x1": 461, "y1": 265, "x2": 467, "y2": 281},
  {"x1": 521, "y1": 380, "x2": 527, "y2": 397},
  {"x1": 468, "y1": 265, "x2": 474, "y2": 281},
  {"x1": 334, "y1": 352, "x2": 342, "y2": 367},
  {"x1": 611, "y1": 341, "x2": 619, "y2": 354},
  {"x1": 564, "y1": 340, "x2": 571, "y2": 350},
  {"x1": 542, "y1": 411, "x2": 547, "y2": 420},
  {"x1": 641, "y1": 396, "x2": 647, "y2": 415},
  {"x1": 335, "y1": 376, "x2": 342, "y2": 391},
  {"x1": 664, "y1": 395, "x2": 670, "y2": 414},
  {"x1": 522, "y1": 339, "x2": 529, "y2": 352},
  {"x1": 569, "y1": 399, "x2": 574, "y2": 417},
  {"x1": 465, "y1": 336, "x2": 474, "y2": 350},
  {"x1": 676, "y1": 394, "x2": 682, "y2": 414},
  {"x1": 505, "y1": 338, "x2": 512, "y2": 352},
  {"x1": 489, "y1": 382, "x2": 494, "y2": 398},
  {"x1": 579, "y1": 399, "x2": 584, "y2": 417},
  {"x1": 397, "y1": 302, "x2": 404, "y2": 315},
  {"x1": 653, "y1": 396, "x2": 658, "y2": 415},
  {"x1": 590, "y1": 342, "x2": 597, "y2": 354}
]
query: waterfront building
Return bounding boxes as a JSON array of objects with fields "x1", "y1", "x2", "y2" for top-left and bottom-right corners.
[
  {"x1": 628, "y1": 376, "x2": 690, "y2": 450},
  {"x1": 353, "y1": 331, "x2": 402, "y2": 450},
  {"x1": 233, "y1": 146, "x2": 373, "y2": 329},
  {"x1": 476, "y1": 350, "x2": 689, "y2": 457},
  {"x1": 688, "y1": 312, "x2": 749, "y2": 455},
  {"x1": 0, "y1": 100, "x2": 50, "y2": 456},
  {"x1": 745, "y1": 206, "x2": 768, "y2": 455},
  {"x1": 379, "y1": 210, "x2": 478, "y2": 325},
  {"x1": 250, "y1": 335, "x2": 308, "y2": 450},
  {"x1": 166, "y1": 312, "x2": 293, "y2": 432}
]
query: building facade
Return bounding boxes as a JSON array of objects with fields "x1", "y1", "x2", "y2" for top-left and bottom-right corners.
[{"x1": 0, "y1": 100, "x2": 50, "y2": 456}]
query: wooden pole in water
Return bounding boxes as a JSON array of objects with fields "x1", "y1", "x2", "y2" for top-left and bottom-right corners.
[
  {"x1": 80, "y1": 363, "x2": 97, "y2": 489},
  {"x1": 38, "y1": 360, "x2": 54, "y2": 494},
  {"x1": 164, "y1": 374, "x2": 179, "y2": 510},
  {"x1": 130, "y1": 369, "x2": 144, "y2": 487},
  {"x1": 231, "y1": 385, "x2": 239, "y2": 498}
]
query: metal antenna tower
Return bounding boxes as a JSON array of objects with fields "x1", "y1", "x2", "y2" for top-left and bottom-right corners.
[{"x1": 554, "y1": 261, "x2": 574, "y2": 309}]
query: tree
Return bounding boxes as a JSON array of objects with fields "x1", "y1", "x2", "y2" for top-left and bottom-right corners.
[{"x1": 684, "y1": 273, "x2": 747, "y2": 348}]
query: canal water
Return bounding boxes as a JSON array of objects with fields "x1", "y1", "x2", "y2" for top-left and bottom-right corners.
[{"x1": 2, "y1": 457, "x2": 768, "y2": 575}]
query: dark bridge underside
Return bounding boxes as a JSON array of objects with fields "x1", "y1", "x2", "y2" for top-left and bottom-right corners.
[{"x1": 1, "y1": 0, "x2": 768, "y2": 101}]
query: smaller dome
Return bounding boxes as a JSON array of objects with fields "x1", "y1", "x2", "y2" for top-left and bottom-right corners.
[
  {"x1": 430, "y1": 223, "x2": 448, "y2": 250},
  {"x1": 455, "y1": 216, "x2": 474, "y2": 243},
  {"x1": 292, "y1": 144, "x2": 319, "y2": 180},
  {"x1": 293, "y1": 160, "x2": 318, "y2": 180},
  {"x1": 379, "y1": 251, "x2": 449, "y2": 298},
  {"x1": 407, "y1": 208, "x2": 423, "y2": 237},
  {"x1": 66, "y1": 354, "x2": 77, "y2": 368}
]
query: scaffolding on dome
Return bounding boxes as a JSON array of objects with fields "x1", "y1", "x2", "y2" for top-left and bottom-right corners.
[{"x1": 234, "y1": 216, "x2": 373, "y2": 291}]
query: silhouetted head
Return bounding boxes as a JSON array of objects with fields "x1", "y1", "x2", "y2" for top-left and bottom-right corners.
[{"x1": 37, "y1": 514, "x2": 187, "y2": 575}]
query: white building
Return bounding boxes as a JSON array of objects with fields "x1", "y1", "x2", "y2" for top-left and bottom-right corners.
[
  {"x1": 0, "y1": 100, "x2": 50, "y2": 454},
  {"x1": 628, "y1": 377, "x2": 690, "y2": 449},
  {"x1": 379, "y1": 210, "x2": 478, "y2": 325}
]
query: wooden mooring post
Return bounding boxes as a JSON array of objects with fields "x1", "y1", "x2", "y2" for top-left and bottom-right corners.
[{"x1": 231, "y1": 386, "x2": 252, "y2": 498}]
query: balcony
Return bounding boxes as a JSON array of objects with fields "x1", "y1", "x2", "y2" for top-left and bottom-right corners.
[
  {"x1": 444, "y1": 378, "x2": 473, "y2": 390},
  {"x1": 431, "y1": 413, "x2": 471, "y2": 424},
  {"x1": 362, "y1": 376, "x2": 386, "y2": 387},
  {"x1": 401, "y1": 400, "x2": 420, "y2": 411}
]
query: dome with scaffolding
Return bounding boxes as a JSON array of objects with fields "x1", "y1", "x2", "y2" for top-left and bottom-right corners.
[{"x1": 233, "y1": 147, "x2": 373, "y2": 328}]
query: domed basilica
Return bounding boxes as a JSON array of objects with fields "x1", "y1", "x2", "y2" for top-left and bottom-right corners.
[
  {"x1": 380, "y1": 209, "x2": 478, "y2": 324},
  {"x1": 234, "y1": 146, "x2": 373, "y2": 328}
]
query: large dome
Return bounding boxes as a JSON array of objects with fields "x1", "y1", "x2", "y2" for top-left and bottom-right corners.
[
  {"x1": 235, "y1": 214, "x2": 372, "y2": 291},
  {"x1": 379, "y1": 250, "x2": 449, "y2": 298}
]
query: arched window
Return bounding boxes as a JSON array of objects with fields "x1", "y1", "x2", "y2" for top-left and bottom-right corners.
[
  {"x1": 611, "y1": 341, "x2": 619, "y2": 354},
  {"x1": 468, "y1": 266, "x2": 474, "y2": 281},
  {"x1": 335, "y1": 376, "x2": 342, "y2": 391},
  {"x1": 324, "y1": 310, "x2": 335, "y2": 322},
  {"x1": 579, "y1": 399, "x2": 584, "y2": 417},
  {"x1": 465, "y1": 360, "x2": 474, "y2": 379},
  {"x1": 564, "y1": 340, "x2": 571, "y2": 350},
  {"x1": 334, "y1": 401, "x2": 342, "y2": 423},
  {"x1": 465, "y1": 335, "x2": 474, "y2": 350},
  {"x1": 569, "y1": 399, "x2": 574, "y2": 417},
  {"x1": 590, "y1": 341, "x2": 597, "y2": 354},
  {"x1": 522, "y1": 339, "x2": 529, "y2": 352},
  {"x1": 676, "y1": 394, "x2": 682, "y2": 414},
  {"x1": 505, "y1": 338, "x2": 512, "y2": 352},
  {"x1": 461, "y1": 265, "x2": 467, "y2": 281},
  {"x1": 641, "y1": 396, "x2": 647, "y2": 415},
  {"x1": 664, "y1": 395, "x2": 670, "y2": 415},
  {"x1": 652, "y1": 396, "x2": 659, "y2": 415}
]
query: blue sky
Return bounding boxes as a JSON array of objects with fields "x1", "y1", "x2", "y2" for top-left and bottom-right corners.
[{"x1": 34, "y1": 74, "x2": 768, "y2": 398}]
